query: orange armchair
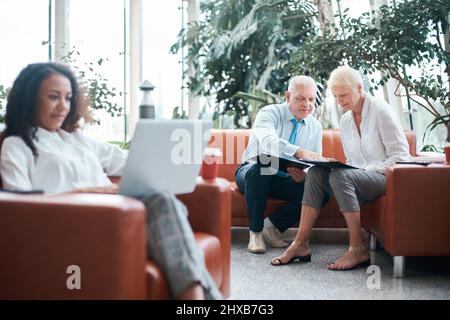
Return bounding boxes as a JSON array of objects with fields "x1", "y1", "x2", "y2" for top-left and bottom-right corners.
[{"x1": 0, "y1": 178, "x2": 231, "y2": 299}]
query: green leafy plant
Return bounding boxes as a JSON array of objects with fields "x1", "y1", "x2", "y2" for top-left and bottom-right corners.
[
  {"x1": 0, "y1": 42, "x2": 123, "y2": 124},
  {"x1": 421, "y1": 144, "x2": 441, "y2": 152},
  {"x1": 171, "y1": 0, "x2": 319, "y2": 128},
  {"x1": 108, "y1": 140, "x2": 130, "y2": 150},
  {"x1": 172, "y1": 106, "x2": 188, "y2": 119},
  {"x1": 287, "y1": 0, "x2": 450, "y2": 146},
  {"x1": 0, "y1": 45, "x2": 124, "y2": 127},
  {"x1": 233, "y1": 85, "x2": 283, "y2": 126},
  {"x1": 51, "y1": 44, "x2": 124, "y2": 124}
]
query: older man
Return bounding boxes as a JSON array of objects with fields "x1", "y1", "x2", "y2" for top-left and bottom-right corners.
[{"x1": 235, "y1": 75, "x2": 323, "y2": 254}]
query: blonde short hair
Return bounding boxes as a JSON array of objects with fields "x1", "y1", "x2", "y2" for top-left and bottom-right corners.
[
  {"x1": 328, "y1": 66, "x2": 363, "y2": 90},
  {"x1": 288, "y1": 75, "x2": 317, "y2": 92}
]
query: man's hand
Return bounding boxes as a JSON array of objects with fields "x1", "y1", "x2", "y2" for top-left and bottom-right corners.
[
  {"x1": 287, "y1": 166, "x2": 306, "y2": 183},
  {"x1": 294, "y1": 148, "x2": 322, "y2": 161}
]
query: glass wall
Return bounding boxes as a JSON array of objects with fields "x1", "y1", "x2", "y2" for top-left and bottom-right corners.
[
  {"x1": 69, "y1": 0, "x2": 127, "y2": 143},
  {"x1": 0, "y1": 0, "x2": 49, "y2": 88},
  {"x1": 0, "y1": 0, "x2": 446, "y2": 150},
  {"x1": 142, "y1": 0, "x2": 184, "y2": 119},
  {"x1": 403, "y1": 47, "x2": 448, "y2": 151}
]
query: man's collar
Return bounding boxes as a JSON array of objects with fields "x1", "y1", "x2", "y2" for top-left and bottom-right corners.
[{"x1": 282, "y1": 102, "x2": 309, "y2": 125}]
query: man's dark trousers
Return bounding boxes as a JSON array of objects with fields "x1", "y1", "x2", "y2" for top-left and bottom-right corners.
[{"x1": 235, "y1": 163, "x2": 305, "y2": 233}]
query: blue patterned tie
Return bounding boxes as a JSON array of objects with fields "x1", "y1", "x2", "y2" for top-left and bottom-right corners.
[
  {"x1": 276, "y1": 119, "x2": 302, "y2": 177},
  {"x1": 289, "y1": 118, "x2": 300, "y2": 144}
]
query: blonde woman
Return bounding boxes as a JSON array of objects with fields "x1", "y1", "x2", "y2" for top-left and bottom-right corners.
[{"x1": 271, "y1": 66, "x2": 411, "y2": 270}]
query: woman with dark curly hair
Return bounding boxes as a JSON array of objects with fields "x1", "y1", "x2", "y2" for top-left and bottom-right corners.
[
  {"x1": 3, "y1": 63, "x2": 88, "y2": 159},
  {"x1": 0, "y1": 62, "x2": 221, "y2": 300}
]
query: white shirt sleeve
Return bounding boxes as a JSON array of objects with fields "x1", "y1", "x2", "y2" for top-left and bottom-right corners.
[
  {"x1": 314, "y1": 122, "x2": 323, "y2": 155},
  {"x1": 253, "y1": 107, "x2": 299, "y2": 157},
  {"x1": 97, "y1": 142, "x2": 128, "y2": 176},
  {"x1": 339, "y1": 114, "x2": 353, "y2": 166},
  {"x1": 78, "y1": 133, "x2": 128, "y2": 177},
  {"x1": 365, "y1": 104, "x2": 411, "y2": 173},
  {"x1": 0, "y1": 137, "x2": 34, "y2": 191}
]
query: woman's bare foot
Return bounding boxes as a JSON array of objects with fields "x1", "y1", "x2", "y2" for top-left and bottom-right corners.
[
  {"x1": 327, "y1": 246, "x2": 370, "y2": 271},
  {"x1": 271, "y1": 241, "x2": 311, "y2": 266}
]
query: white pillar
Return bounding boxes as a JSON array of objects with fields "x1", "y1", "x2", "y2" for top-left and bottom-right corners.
[
  {"x1": 187, "y1": 0, "x2": 200, "y2": 119},
  {"x1": 54, "y1": 0, "x2": 70, "y2": 62},
  {"x1": 128, "y1": 0, "x2": 143, "y2": 137}
]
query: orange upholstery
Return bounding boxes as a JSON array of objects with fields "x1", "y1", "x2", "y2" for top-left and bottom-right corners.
[
  {"x1": 146, "y1": 232, "x2": 223, "y2": 299},
  {"x1": 209, "y1": 129, "x2": 417, "y2": 228},
  {"x1": 211, "y1": 128, "x2": 450, "y2": 261},
  {"x1": 361, "y1": 164, "x2": 450, "y2": 257},
  {"x1": 0, "y1": 193, "x2": 148, "y2": 299},
  {"x1": 0, "y1": 131, "x2": 231, "y2": 299}
]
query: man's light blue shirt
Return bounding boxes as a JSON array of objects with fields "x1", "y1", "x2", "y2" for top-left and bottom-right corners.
[{"x1": 242, "y1": 102, "x2": 323, "y2": 163}]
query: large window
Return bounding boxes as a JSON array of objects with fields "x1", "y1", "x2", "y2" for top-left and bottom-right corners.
[
  {"x1": 69, "y1": 0, "x2": 127, "y2": 143},
  {"x1": 403, "y1": 45, "x2": 448, "y2": 150},
  {"x1": 0, "y1": 0, "x2": 49, "y2": 87},
  {"x1": 142, "y1": 0, "x2": 184, "y2": 119}
]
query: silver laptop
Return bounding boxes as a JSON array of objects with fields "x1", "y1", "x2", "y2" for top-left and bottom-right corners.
[{"x1": 119, "y1": 119, "x2": 213, "y2": 198}]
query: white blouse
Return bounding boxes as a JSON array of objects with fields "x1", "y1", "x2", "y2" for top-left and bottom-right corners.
[
  {"x1": 0, "y1": 127, "x2": 128, "y2": 194},
  {"x1": 340, "y1": 95, "x2": 411, "y2": 173}
]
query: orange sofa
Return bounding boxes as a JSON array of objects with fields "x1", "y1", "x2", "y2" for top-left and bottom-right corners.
[
  {"x1": 0, "y1": 134, "x2": 231, "y2": 299},
  {"x1": 208, "y1": 129, "x2": 450, "y2": 277},
  {"x1": 207, "y1": 129, "x2": 417, "y2": 228}
]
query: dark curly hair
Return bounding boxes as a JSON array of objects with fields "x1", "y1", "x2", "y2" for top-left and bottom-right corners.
[{"x1": 4, "y1": 62, "x2": 86, "y2": 159}]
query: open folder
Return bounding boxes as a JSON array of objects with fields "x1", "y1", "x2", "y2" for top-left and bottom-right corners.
[{"x1": 255, "y1": 154, "x2": 358, "y2": 172}]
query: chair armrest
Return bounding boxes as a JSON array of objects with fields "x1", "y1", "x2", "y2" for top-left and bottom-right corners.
[
  {"x1": 384, "y1": 164, "x2": 450, "y2": 256},
  {"x1": 177, "y1": 177, "x2": 231, "y2": 296},
  {"x1": 0, "y1": 192, "x2": 147, "y2": 299},
  {"x1": 178, "y1": 177, "x2": 231, "y2": 238}
]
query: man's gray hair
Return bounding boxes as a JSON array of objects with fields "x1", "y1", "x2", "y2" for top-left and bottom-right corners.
[{"x1": 288, "y1": 75, "x2": 317, "y2": 92}]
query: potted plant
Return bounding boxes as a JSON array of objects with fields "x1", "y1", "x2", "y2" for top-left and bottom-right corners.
[
  {"x1": 57, "y1": 46, "x2": 124, "y2": 125},
  {"x1": 233, "y1": 85, "x2": 283, "y2": 127},
  {"x1": 171, "y1": 0, "x2": 319, "y2": 128},
  {"x1": 286, "y1": 0, "x2": 449, "y2": 158}
]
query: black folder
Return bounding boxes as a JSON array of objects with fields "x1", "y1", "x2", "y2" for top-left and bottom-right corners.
[{"x1": 255, "y1": 154, "x2": 357, "y2": 172}]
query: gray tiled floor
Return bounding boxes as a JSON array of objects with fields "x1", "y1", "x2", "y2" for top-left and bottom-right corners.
[{"x1": 230, "y1": 227, "x2": 450, "y2": 300}]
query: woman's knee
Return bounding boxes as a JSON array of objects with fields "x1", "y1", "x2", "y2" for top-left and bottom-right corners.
[
  {"x1": 144, "y1": 190, "x2": 173, "y2": 203},
  {"x1": 305, "y1": 166, "x2": 329, "y2": 186},
  {"x1": 329, "y1": 169, "x2": 351, "y2": 190},
  {"x1": 142, "y1": 191, "x2": 183, "y2": 214}
]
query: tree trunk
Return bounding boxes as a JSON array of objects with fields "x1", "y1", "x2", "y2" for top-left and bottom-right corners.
[
  {"x1": 315, "y1": 0, "x2": 335, "y2": 36},
  {"x1": 314, "y1": 0, "x2": 338, "y2": 127}
]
